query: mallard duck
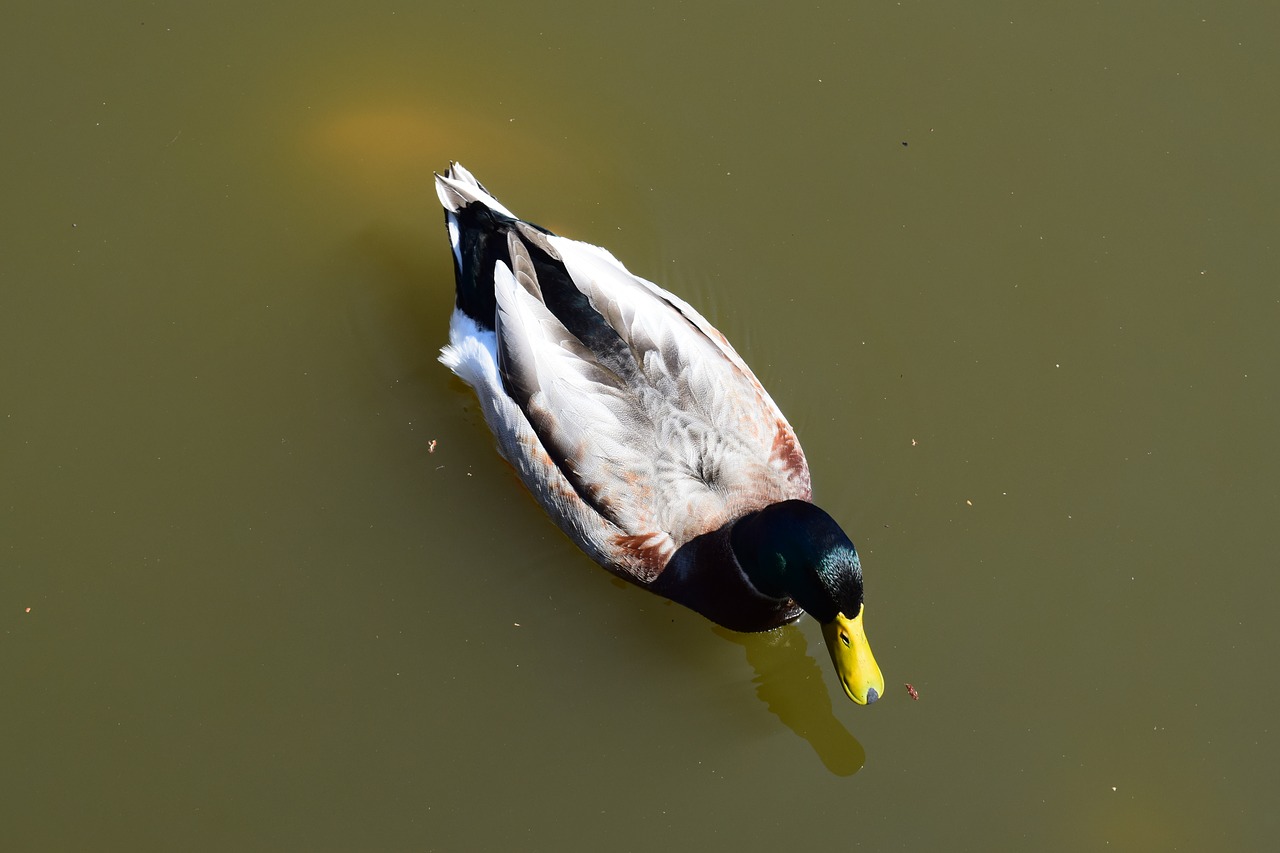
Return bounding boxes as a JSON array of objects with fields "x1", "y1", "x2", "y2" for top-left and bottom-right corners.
[{"x1": 436, "y1": 163, "x2": 884, "y2": 704}]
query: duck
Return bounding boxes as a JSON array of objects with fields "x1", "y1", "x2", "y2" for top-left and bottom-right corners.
[{"x1": 435, "y1": 163, "x2": 884, "y2": 704}]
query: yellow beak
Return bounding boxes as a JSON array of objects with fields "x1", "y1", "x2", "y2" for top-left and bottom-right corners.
[{"x1": 821, "y1": 607, "x2": 884, "y2": 705}]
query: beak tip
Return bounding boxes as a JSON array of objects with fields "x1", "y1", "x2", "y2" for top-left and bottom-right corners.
[{"x1": 865, "y1": 687, "x2": 879, "y2": 704}]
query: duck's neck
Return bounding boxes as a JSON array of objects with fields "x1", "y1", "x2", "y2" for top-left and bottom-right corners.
[{"x1": 728, "y1": 512, "x2": 794, "y2": 601}]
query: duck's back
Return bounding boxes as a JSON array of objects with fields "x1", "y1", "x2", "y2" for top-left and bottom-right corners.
[{"x1": 437, "y1": 165, "x2": 811, "y2": 587}]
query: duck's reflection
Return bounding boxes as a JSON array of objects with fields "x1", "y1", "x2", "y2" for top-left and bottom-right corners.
[{"x1": 714, "y1": 624, "x2": 867, "y2": 776}]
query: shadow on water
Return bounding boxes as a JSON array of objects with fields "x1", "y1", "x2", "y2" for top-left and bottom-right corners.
[
  {"x1": 341, "y1": 224, "x2": 455, "y2": 384},
  {"x1": 714, "y1": 625, "x2": 867, "y2": 776}
]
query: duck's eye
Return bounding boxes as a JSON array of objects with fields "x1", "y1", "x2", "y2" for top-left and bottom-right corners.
[{"x1": 840, "y1": 632, "x2": 850, "y2": 648}]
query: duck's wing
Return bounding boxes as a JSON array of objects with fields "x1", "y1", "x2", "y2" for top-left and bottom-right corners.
[{"x1": 438, "y1": 165, "x2": 810, "y2": 583}]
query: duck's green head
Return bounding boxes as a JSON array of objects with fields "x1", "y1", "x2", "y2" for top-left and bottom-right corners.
[{"x1": 730, "y1": 500, "x2": 885, "y2": 705}]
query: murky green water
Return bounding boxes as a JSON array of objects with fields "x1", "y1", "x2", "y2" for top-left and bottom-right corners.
[{"x1": 4, "y1": 2, "x2": 1278, "y2": 850}]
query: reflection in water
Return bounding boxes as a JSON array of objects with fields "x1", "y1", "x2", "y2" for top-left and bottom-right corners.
[
  {"x1": 300, "y1": 106, "x2": 493, "y2": 207},
  {"x1": 714, "y1": 625, "x2": 866, "y2": 776}
]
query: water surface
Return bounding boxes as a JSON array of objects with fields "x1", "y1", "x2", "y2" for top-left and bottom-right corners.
[{"x1": 3, "y1": 2, "x2": 1278, "y2": 850}]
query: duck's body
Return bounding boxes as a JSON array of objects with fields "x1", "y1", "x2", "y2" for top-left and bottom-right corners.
[{"x1": 436, "y1": 164, "x2": 883, "y2": 703}]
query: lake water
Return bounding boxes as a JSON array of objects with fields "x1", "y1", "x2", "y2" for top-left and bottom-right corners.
[{"x1": 3, "y1": 2, "x2": 1278, "y2": 850}]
